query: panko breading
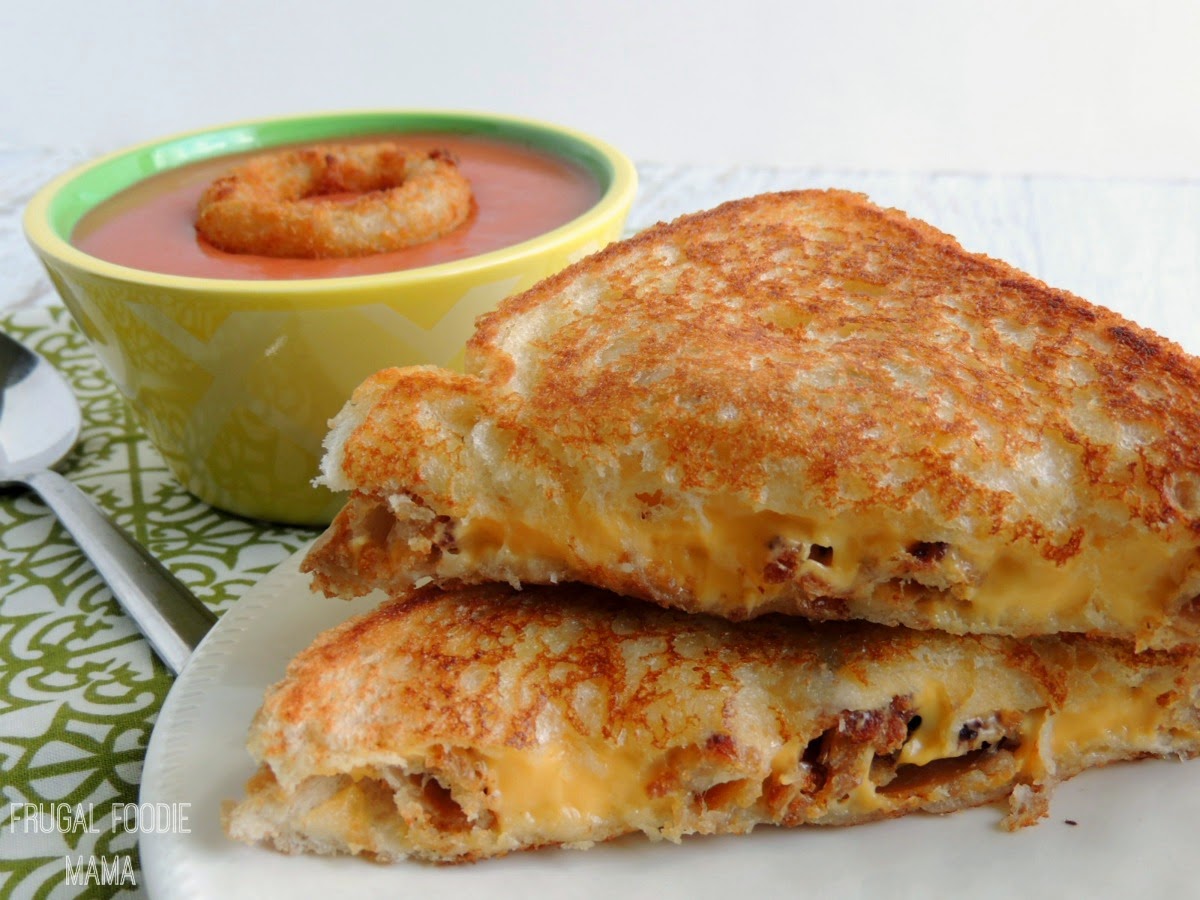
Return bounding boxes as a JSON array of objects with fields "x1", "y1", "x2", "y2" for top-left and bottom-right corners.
[
  {"x1": 303, "y1": 190, "x2": 1200, "y2": 648},
  {"x1": 224, "y1": 583, "x2": 1200, "y2": 863}
]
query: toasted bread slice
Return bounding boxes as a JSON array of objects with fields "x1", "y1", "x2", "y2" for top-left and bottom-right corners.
[
  {"x1": 303, "y1": 190, "x2": 1200, "y2": 648},
  {"x1": 224, "y1": 583, "x2": 1200, "y2": 863}
]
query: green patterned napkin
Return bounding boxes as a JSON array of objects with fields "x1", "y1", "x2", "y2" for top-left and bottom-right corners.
[{"x1": 0, "y1": 305, "x2": 315, "y2": 898}]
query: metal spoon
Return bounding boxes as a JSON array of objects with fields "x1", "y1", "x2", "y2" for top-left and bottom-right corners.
[{"x1": 0, "y1": 329, "x2": 215, "y2": 674}]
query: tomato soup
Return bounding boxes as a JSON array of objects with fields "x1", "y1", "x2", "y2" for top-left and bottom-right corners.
[{"x1": 72, "y1": 134, "x2": 603, "y2": 279}]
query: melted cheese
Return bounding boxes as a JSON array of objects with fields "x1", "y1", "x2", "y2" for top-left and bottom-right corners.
[
  {"x1": 445, "y1": 498, "x2": 1194, "y2": 640},
  {"x1": 770, "y1": 738, "x2": 804, "y2": 785},
  {"x1": 1048, "y1": 686, "x2": 1170, "y2": 760},
  {"x1": 840, "y1": 781, "x2": 887, "y2": 816},
  {"x1": 478, "y1": 741, "x2": 668, "y2": 840},
  {"x1": 390, "y1": 674, "x2": 1178, "y2": 843},
  {"x1": 897, "y1": 677, "x2": 1175, "y2": 790},
  {"x1": 897, "y1": 683, "x2": 961, "y2": 767}
]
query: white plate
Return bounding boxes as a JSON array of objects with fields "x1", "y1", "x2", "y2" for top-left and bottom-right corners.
[{"x1": 141, "y1": 546, "x2": 1200, "y2": 899}]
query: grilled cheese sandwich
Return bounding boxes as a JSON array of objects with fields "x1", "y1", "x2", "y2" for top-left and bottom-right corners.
[
  {"x1": 224, "y1": 583, "x2": 1200, "y2": 862},
  {"x1": 303, "y1": 190, "x2": 1200, "y2": 648}
]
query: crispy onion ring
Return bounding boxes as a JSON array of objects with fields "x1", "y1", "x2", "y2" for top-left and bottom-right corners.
[{"x1": 194, "y1": 142, "x2": 474, "y2": 259}]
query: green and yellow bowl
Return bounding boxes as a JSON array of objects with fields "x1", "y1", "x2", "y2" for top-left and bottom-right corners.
[{"x1": 24, "y1": 110, "x2": 637, "y2": 525}]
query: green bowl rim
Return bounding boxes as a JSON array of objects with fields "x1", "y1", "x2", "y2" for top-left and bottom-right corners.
[{"x1": 23, "y1": 108, "x2": 638, "y2": 292}]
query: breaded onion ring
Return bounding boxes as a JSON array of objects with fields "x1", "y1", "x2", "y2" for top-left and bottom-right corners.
[{"x1": 195, "y1": 142, "x2": 474, "y2": 258}]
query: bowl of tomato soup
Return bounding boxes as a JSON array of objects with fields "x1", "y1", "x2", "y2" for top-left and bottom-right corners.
[{"x1": 24, "y1": 110, "x2": 637, "y2": 525}]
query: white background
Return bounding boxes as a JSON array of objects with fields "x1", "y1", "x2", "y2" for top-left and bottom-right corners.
[{"x1": 5, "y1": 0, "x2": 1200, "y2": 178}]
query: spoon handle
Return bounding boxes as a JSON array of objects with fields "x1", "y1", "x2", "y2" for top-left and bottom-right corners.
[{"x1": 22, "y1": 468, "x2": 217, "y2": 675}]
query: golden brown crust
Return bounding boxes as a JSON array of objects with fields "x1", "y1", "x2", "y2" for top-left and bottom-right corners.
[
  {"x1": 195, "y1": 142, "x2": 473, "y2": 258},
  {"x1": 225, "y1": 583, "x2": 1200, "y2": 863},
  {"x1": 305, "y1": 190, "x2": 1200, "y2": 646}
]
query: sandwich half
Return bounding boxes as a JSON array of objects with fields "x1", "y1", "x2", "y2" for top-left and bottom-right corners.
[
  {"x1": 224, "y1": 582, "x2": 1200, "y2": 863},
  {"x1": 302, "y1": 190, "x2": 1200, "y2": 649}
]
